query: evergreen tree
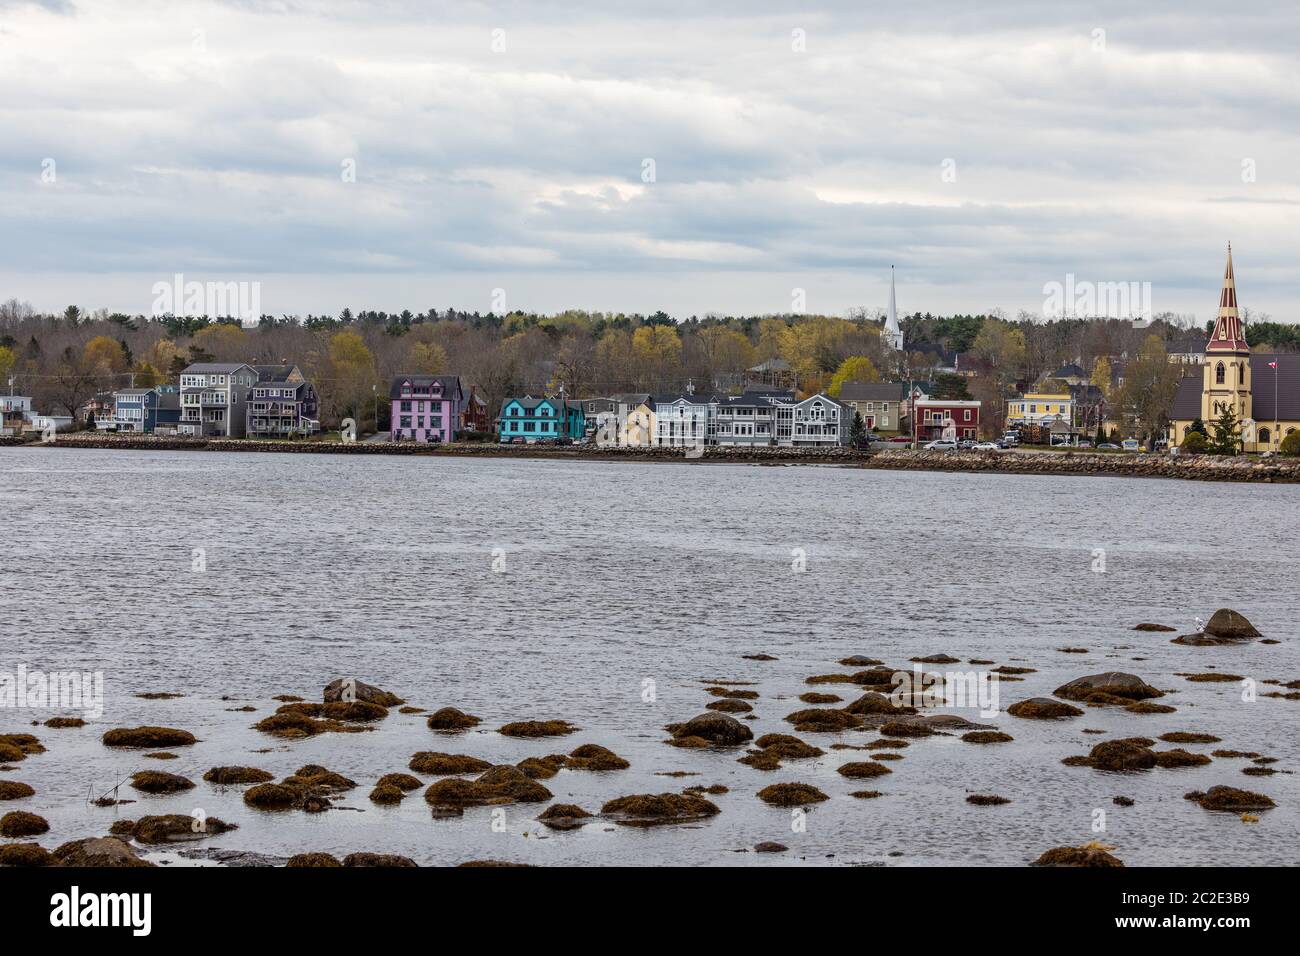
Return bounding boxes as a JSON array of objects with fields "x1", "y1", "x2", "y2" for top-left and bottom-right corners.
[
  {"x1": 850, "y1": 411, "x2": 866, "y2": 444},
  {"x1": 1209, "y1": 405, "x2": 1241, "y2": 456}
]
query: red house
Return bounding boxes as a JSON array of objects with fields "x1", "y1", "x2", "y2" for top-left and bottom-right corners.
[
  {"x1": 460, "y1": 383, "x2": 492, "y2": 434},
  {"x1": 914, "y1": 399, "x2": 981, "y2": 441}
]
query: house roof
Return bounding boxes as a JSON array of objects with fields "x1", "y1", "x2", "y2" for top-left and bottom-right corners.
[
  {"x1": 1169, "y1": 354, "x2": 1300, "y2": 421},
  {"x1": 182, "y1": 363, "x2": 253, "y2": 373},
  {"x1": 389, "y1": 375, "x2": 462, "y2": 400},
  {"x1": 157, "y1": 392, "x2": 181, "y2": 411},
  {"x1": 838, "y1": 381, "x2": 905, "y2": 402},
  {"x1": 748, "y1": 358, "x2": 791, "y2": 372},
  {"x1": 255, "y1": 365, "x2": 299, "y2": 382}
]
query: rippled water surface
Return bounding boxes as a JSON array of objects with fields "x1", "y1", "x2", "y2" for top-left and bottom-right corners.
[{"x1": 1, "y1": 447, "x2": 1296, "y2": 866}]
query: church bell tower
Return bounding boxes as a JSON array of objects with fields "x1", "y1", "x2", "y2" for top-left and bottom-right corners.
[{"x1": 1201, "y1": 243, "x2": 1252, "y2": 425}]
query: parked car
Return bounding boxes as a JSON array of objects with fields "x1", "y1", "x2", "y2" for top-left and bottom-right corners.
[
  {"x1": 924, "y1": 439, "x2": 958, "y2": 451},
  {"x1": 1121, "y1": 439, "x2": 1141, "y2": 451},
  {"x1": 1001, "y1": 433, "x2": 1020, "y2": 446},
  {"x1": 1077, "y1": 440, "x2": 1092, "y2": 448},
  {"x1": 973, "y1": 441, "x2": 1001, "y2": 451},
  {"x1": 511, "y1": 436, "x2": 526, "y2": 444},
  {"x1": 554, "y1": 436, "x2": 573, "y2": 446},
  {"x1": 958, "y1": 439, "x2": 977, "y2": 450},
  {"x1": 1097, "y1": 442, "x2": 1119, "y2": 450}
]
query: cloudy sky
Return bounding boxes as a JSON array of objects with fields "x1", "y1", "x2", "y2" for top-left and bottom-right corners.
[{"x1": 2, "y1": 0, "x2": 1298, "y2": 321}]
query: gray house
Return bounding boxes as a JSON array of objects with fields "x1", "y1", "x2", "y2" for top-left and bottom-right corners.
[{"x1": 178, "y1": 363, "x2": 258, "y2": 437}]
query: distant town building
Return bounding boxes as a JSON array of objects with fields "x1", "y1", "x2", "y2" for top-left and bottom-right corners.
[
  {"x1": 179, "y1": 363, "x2": 259, "y2": 437},
  {"x1": 1168, "y1": 246, "x2": 1300, "y2": 452},
  {"x1": 1, "y1": 396, "x2": 33, "y2": 436},
  {"x1": 248, "y1": 366, "x2": 319, "y2": 438},
  {"x1": 1006, "y1": 392, "x2": 1074, "y2": 429},
  {"x1": 389, "y1": 375, "x2": 463, "y2": 442},
  {"x1": 915, "y1": 398, "x2": 981, "y2": 442},
  {"x1": 460, "y1": 384, "x2": 491, "y2": 434},
  {"x1": 111, "y1": 386, "x2": 182, "y2": 433},
  {"x1": 837, "y1": 382, "x2": 906, "y2": 434},
  {"x1": 497, "y1": 396, "x2": 585, "y2": 443}
]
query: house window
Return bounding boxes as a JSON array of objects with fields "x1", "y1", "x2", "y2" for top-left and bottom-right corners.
[{"x1": 964, "y1": 410, "x2": 971, "y2": 421}]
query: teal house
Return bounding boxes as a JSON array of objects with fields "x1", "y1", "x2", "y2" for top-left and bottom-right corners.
[{"x1": 497, "y1": 396, "x2": 585, "y2": 443}]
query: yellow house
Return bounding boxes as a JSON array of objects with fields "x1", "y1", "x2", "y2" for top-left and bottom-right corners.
[
  {"x1": 1006, "y1": 393, "x2": 1074, "y2": 428},
  {"x1": 1168, "y1": 245, "x2": 1300, "y2": 452}
]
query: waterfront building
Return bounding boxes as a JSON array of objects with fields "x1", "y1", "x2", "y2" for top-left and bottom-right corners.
[
  {"x1": 389, "y1": 375, "x2": 463, "y2": 442},
  {"x1": 1, "y1": 395, "x2": 33, "y2": 436},
  {"x1": 247, "y1": 366, "x2": 320, "y2": 437},
  {"x1": 837, "y1": 382, "x2": 906, "y2": 434},
  {"x1": 915, "y1": 398, "x2": 982, "y2": 441},
  {"x1": 178, "y1": 363, "x2": 259, "y2": 437},
  {"x1": 655, "y1": 393, "x2": 718, "y2": 447},
  {"x1": 1168, "y1": 246, "x2": 1300, "y2": 452},
  {"x1": 111, "y1": 386, "x2": 182, "y2": 433},
  {"x1": 1006, "y1": 392, "x2": 1074, "y2": 429},
  {"x1": 497, "y1": 396, "x2": 585, "y2": 443}
]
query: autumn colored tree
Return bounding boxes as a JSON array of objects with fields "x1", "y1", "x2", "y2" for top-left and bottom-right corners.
[{"x1": 828, "y1": 356, "x2": 880, "y2": 396}]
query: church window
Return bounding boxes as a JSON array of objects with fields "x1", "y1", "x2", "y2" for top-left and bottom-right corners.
[
  {"x1": 1215, "y1": 362, "x2": 1225, "y2": 385},
  {"x1": 1258, "y1": 427, "x2": 1271, "y2": 445}
]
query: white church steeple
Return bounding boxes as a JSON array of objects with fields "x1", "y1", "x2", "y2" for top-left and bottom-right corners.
[{"x1": 883, "y1": 265, "x2": 904, "y2": 351}]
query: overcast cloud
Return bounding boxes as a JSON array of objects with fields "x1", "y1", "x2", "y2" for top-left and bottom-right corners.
[{"x1": 2, "y1": 0, "x2": 1298, "y2": 319}]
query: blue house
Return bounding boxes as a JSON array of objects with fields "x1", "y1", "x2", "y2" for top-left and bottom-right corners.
[
  {"x1": 111, "y1": 386, "x2": 182, "y2": 433},
  {"x1": 497, "y1": 396, "x2": 585, "y2": 443}
]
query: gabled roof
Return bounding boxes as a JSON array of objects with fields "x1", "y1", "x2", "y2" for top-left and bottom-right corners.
[
  {"x1": 255, "y1": 365, "x2": 302, "y2": 383},
  {"x1": 182, "y1": 363, "x2": 254, "y2": 374},
  {"x1": 838, "y1": 381, "x2": 905, "y2": 402},
  {"x1": 389, "y1": 375, "x2": 462, "y2": 400},
  {"x1": 1053, "y1": 362, "x2": 1085, "y2": 378}
]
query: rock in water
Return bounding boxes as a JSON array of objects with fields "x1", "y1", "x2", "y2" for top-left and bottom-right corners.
[
  {"x1": 667, "y1": 712, "x2": 754, "y2": 745},
  {"x1": 323, "y1": 678, "x2": 403, "y2": 706},
  {"x1": 1053, "y1": 672, "x2": 1163, "y2": 702},
  {"x1": 53, "y1": 837, "x2": 154, "y2": 868},
  {"x1": 1172, "y1": 609, "x2": 1262, "y2": 645}
]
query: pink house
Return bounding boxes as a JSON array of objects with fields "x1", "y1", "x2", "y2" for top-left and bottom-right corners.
[{"x1": 389, "y1": 375, "x2": 464, "y2": 442}]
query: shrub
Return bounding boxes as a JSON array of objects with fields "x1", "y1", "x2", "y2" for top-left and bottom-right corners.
[
  {"x1": 1180, "y1": 431, "x2": 1209, "y2": 453},
  {"x1": 1280, "y1": 431, "x2": 1300, "y2": 456}
]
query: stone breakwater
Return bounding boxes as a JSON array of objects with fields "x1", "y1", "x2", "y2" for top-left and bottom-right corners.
[
  {"x1": 865, "y1": 449, "x2": 1300, "y2": 483},
  {"x1": 8, "y1": 434, "x2": 1299, "y2": 482}
]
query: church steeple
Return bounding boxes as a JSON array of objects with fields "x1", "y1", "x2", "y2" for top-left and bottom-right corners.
[
  {"x1": 1206, "y1": 242, "x2": 1249, "y2": 353},
  {"x1": 883, "y1": 266, "x2": 903, "y2": 351}
]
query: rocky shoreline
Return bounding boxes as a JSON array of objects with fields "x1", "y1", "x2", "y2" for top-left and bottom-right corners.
[{"x1": 5, "y1": 434, "x2": 1300, "y2": 482}]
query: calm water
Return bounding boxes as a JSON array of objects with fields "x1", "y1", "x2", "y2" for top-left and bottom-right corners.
[{"x1": 1, "y1": 446, "x2": 1296, "y2": 866}]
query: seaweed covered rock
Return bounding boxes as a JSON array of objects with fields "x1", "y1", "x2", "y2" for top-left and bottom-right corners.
[
  {"x1": 0, "y1": 734, "x2": 45, "y2": 760},
  {"x1": 706, "y1": 698, "x2": 752, "y2": 714},
  {"x1": 1033, "y1": 844, "x2": 1123, "y2": 867},
  {"x1": 1067, "y1": 739, "x2": 1157, "y2": 772},
  {"x1": 1154, "y1": 749, "x2": 1212, "y2": 769},
  {"x1": 286, "y1": 853, "x2": 342, "y2": 867},
  {"x1": 369, "y1": 784, "x2": 404, "y2": 804},
  {"x1": 133, "y1": 814, "x2": 237, "y2": 844},
  {"x1": 781, "y1": 708, "x2": 861, "y2": 733},
  {"x1": 844, "y1": 692, "x2": 916, "y2": 716},
  {"x1": 377, "y1": 773, "x2": 422, "y2": 792},
  {"x1": 498, "y1": 720, "x2": 580, "y2": 738},
  {"x1": 967, "y1": 794, "x2": 1011, "y2": 805},
  {"x1": 0, "y1": 810, "x2": 49, "y2": 837},
  {"x1": 537, "y1": 803, "x2": 594, "y2": 831},
  {"x1": 423, "y1": 765, "x2": 552, "y2": 807},
  {"x1": 342, "y1": 852, "x2": 417, "y2": 867},
  {"x1": 1133, "y1": 623, "x2": 1176, "y2": 632},
  {"x1": 243, "y1": 783, "x2": 304, "y2": 810},
  {"x1": 426, "y1": 707, "x2": 481, "y2": 731},
  {"x1": 1054, "y1": 672, "x2": 1163, "y2": 703},
  {"x1": 323, "y1": 678, "x2": 404, "y2": 707},
  {"x1": 0, "y1": 842, "x2": 54, "y2": 867},
  {"x1": 101, "y1": 726, "x2": 196, "y2": 748},
  {"x1": 0, "y1": 781, "x2": 36, "y2": 800},
  {"x1": 754, "y1": 734, "x2": 824, "y2": 759},
  {"x1": 756, "y1": 783, "x2": 829, "y2": 806},
  {"x1": 962, "y1": 731, "x2": 1013, "y2": 744},
  {"x1": 666, "y1": 712, "x2": 754, "y2": 746},
  {"x1": 601, "y1": 792, "x2": 720, "y2": 826},
  {"x1": 203, "y1": 766, "x2": 274, "y2": 786},
  {"x1": 1184, "y1": 786, "x2": 1276, "y2": 812},
  {"x1": 837, "y1": 761, "x2": 891, "y2": 779},
  {"x1": 408, "y1": 752, "x2": 493, "y2": 775},
  {"x1": 44, "y1": 717, "x2": 86, "y2": 729},
  {"x1": 565, "y1": 744, "x2": 630, "y2": 771},
  {"x1": 754, "y1": 841, "x2": 788, "y2": 853},
  {"x1": 1007, "y1": 698, "x2": 1083, "y2": 720},
  {"x1": 53, "y1": 837, "x2": 154, "y2": 868},
  {"x1": 129, "y1": 771, "x2": 196, "y2": 794}
]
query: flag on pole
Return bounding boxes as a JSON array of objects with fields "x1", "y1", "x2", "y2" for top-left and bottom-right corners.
[{"x1": 1268, "y1": 361, "x2": 1278, "y2": 369}]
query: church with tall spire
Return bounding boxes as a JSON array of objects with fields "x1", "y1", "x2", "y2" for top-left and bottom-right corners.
[
  {"x1": 882, "y1": 266, "x2": 904, "y2": 351},
  {"x1": 1168, "y1": 245, "x2": 1299, "y2": 452}
]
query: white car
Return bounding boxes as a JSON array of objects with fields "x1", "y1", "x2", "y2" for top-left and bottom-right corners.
[
  {"x1": 924, "y1": 439, "x2": 958, "y2": 451},
  {"x1": 972, "y1": 441, "x2": 1001, "y2": 451}
]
